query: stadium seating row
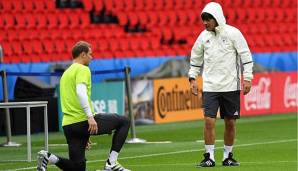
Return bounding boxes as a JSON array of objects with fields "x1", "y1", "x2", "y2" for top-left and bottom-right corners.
[
  {"x1": 0, "y1": 0, "x2": 56, "y2": 12},
  {"x1": 1, "y1": 7, "x2": 295, "y2": 31},
  {"x1": 2, "y1": 29, "x2": 296, "y2": 63},
  {"x1": 0, "y1": 10, "x2": 90, "y2": 29},
  {"x1": 81, "y1": 0, "x2": 297, "y2": 13}
]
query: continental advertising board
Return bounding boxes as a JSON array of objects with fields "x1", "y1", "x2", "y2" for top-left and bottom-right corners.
[{"x1": 153, "y1": 77, "x2": 204, "y2": 123}]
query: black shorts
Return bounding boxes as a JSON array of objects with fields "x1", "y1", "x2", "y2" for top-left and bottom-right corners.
[{"x1": 202, "y1": 91, "x2": 240, "y2": 119}]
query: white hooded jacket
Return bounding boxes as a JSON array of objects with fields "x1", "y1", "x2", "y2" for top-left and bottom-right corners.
[{"x1": 188, "y1": 2, "x2": 253, "y2": 92}]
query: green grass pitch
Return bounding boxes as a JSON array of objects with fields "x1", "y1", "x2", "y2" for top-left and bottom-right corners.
[{"x1": 0, "y1": 113, "x2": 296, "y2": 171}]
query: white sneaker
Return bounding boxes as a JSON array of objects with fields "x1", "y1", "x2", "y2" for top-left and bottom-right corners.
[
  {"x1": 37, "y1": 150, "x2": 49, "y2": 171},
  {"x1": 102, "y1": 160, "x2": 131, "y2": 171}
]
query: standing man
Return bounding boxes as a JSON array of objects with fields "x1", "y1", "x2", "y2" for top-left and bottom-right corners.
[
  {"x1": 37, "y1": 41, "x2": 131, "y2": 171},
  {"x1": 188, "y1": 2, "x2": 253, "y2": 167}
]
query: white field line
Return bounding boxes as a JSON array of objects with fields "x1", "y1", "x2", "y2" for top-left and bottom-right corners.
[
  {"x1": 196, "y1": 139, "x2": 224, "y2": 143},
  {"x1": 49, "y1": 141, "x2": 172, "y2": 147},
  {"x1": 49, "y1": 143, "x2": 97, "y2": 147},
  {"x1": 122, "y1": 160, "x2": 297, "y2": 167},
  {"x1": 143, "y1": 141, "x2": 172, "y2": 144},
  {"x1": 3, "y1": 138, "x2": 297, "y2": 171}
]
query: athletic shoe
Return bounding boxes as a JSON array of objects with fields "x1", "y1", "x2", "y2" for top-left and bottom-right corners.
[
  {"x1": 103, "y1": 160, "x2": 131, "y2": 171},
  {"x1": 197, "y1": 153, "x2": 215, "y2": 167},
  {"x1": 222, "y1": 152, "x2": 240, "y2": 166},
  {"x1": 37, "y1": 150, "x2": 49, "y2": 171}
]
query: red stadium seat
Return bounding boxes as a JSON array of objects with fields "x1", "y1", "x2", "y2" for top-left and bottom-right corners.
[
  {"x1": 26, "y1": 29, "x2": 39, "y2": 40},
  {"x1": 113, "y1": 26, "x2": 125, "y2": 38},
  {"x1": 164, "y1": 0, "x2": 174, "y2": 10},
  {"x1": 184, "y1": 0, "x2": 193, "y2": 8},
  {"x1": 154, "y1": 0, "x2": 164, "y2": 10},
  {"x1": 44, "y1": 0, "x2": 55, "y2": 11},
  {"x1": 103, "y1": 0, "x2": 113, "y2": 13},
  {"x1": 0, "y1": 13, "x2": 5, "y2": 29},
  {"x1": 97, "y1": 39, "x2": 109, "y2": 52},
  {"x1": 109, "y1": 40, "x2": 120, "y2": 51},
  {"x1": 176, "y1": 10, "x2": 188, "y2": 26},
  {"x1": 7, "y1": 29, "x2": 19, "y2": 41},
  {"x1": 22, "y1": 40, "x2": 34, "y2": 55},
  {"x1": 93, "y1": 0, "x2": 103, "y2": 12},
  {"x1": 148, "y1": 37, "x2": 160, "y2": 50},
  {"x1": 138, "y1": 11, "x2": 148, "y2": 27},
  {"x1": 79, "y1": 12, "x2": 90, "y2": 28},
  {"x1": 11, "y1": 41, "x2": 23, "y2": 56},
  {"x1": 18, "y1": 28, "x2": 29, "y2": 41},
  {"x1": 118, "y1": 38, "x2": 131, "y2": 51},
  {"x1": 12, "y1": 1, "x2": 23, "y2": 12},
  {"x1": 25, "y1": 13, "x2": 36, "y2": 28},
  {"x1": 43, "y1": 39, "x2": 56, "y2": 54},
  {"x1": 251, "y1": 0, "x2": 262, "y2": 7},
  {"x1": 246, "y1": 8, "x2": 257, "y2": 23},
  {"x1": 174, "y1": 0, "x2": 184, "y2": 9},
  {"x1": 57, "y1": 10, "x2": 70, "y2": 29},
  {"x1": 54, "y1": 39, "x2": 67, "y2": 54},
  {"x1": 225, "y1": 8, "x2": 237, "y2": 23},
  {"x1": 49, "y1": 28, "x2": 63, "y2": 40},
  {"x1": 23, "y1": 0, "x2": 34, "y2": 11},
  {"x1": 0, "y1": 30, "x2": 7, "y2": 42},
  {"x1": 135, "y1": 0, "x2": 145, "y2": 11},
  {"x1": 21, "y1": 54, "x2": 33, "y2": 63},
  {"x1": 30, "y1": 55, "x2": 42, "y2": 63},
  {"x1": 1, "y1": 0, "x2": 13, "y2": 12},
  {"x1": 47, "y1": 12, "x2": 59, "y2": 28},
  {"x1": 34, "y1": 0, "x2": 46, "y2": 12},
  {"x1": 140, "y1": 38, "x2": 150, "y2": 51},
  {"x1": 35, "y1": 12, "x2": 48, "y2": 28},
  {"x1": 187, "y1": 10, "x2": 199, "y2": 25},
  {"x1": 285, "y1": 8, "x2": 296, "y2": 23},
  {"x1": 113, "y1": 0, "x2": 124, "y2": 12},
  {"x1": 15, "y1": 12, "x2": 26, "y2": 28},
  {"x1": 123, "y1": 50, "x2": 135, "y2": 58},
  {"x1": 144, "y1": 0, "x2": 154, "y2": 10},
  {"x1": 3, "y1": 13, "x2": 15, "y2": 29},
  {"x1": 2, "y1": 42, "x2": 14, "y2": 57},
  {"x1": 68, "y1": 10, "x2": 81, "y2": 28},
  {"x1": 277, "y1": 22, "x2": 288, "y2": 33},
  {"x1": 157, "y1": 11, "x2": 168, "y2": 26},
  {"x1": 32, "y1": 40, "x2": 44, "y2": 55},
  {"x1": 118, "y1": 11, "x2": 128, "y2": 26},
  {"x1": 147, "y1": 11, "x2": 158, "y2": 27},
  {"x1": 128, "y1": 11, "x2": 139, "y2": 26},
  {"x1": 82, "y1": 0, "x2": 93, "y2": 11},
  {"x1": 168, "y1": 10, "x2": 177, "y2": 26},
  {"x1": 124, "y1": 0, "x2": 134, "y2": 11},
  {"x1": 69, "y1": 28, "x2": 84, "y2": 40}
]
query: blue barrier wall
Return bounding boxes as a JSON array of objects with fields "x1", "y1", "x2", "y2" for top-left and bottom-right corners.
[
  {"x1": 252, "y1": 52, "x2": 297, "y2": 71},
  {"x1": 0, "y1": 52, "x2": 297, "y2": 100}
]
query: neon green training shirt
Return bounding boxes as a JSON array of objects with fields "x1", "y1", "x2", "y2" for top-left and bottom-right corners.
[{"x1": 60, "y1": 63, "x2": 94, "y2": 126}]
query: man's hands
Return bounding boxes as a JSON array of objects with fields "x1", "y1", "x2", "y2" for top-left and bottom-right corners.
[
  {"x1": 243, "y1": 80, "x2": 252, "y2": 95},
  {"x1": 190, "y1": 79, "x2": 199, "y2": 96},
  {"x1": 88, "y1": 117, "x2": 98, "y2": 134}
]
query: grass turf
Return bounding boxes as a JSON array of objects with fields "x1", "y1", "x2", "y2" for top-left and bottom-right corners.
[{"x1": 0, "y1": 113, "x2": 296, "y2": 171}]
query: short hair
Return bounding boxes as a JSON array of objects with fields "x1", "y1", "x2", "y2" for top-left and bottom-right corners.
[
  {"x1": 201, "y1": 12, "x2": 215, "y2": 21},
  {"x1": 71, "y1": 41, "x2": 91, "y2": 59}
]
